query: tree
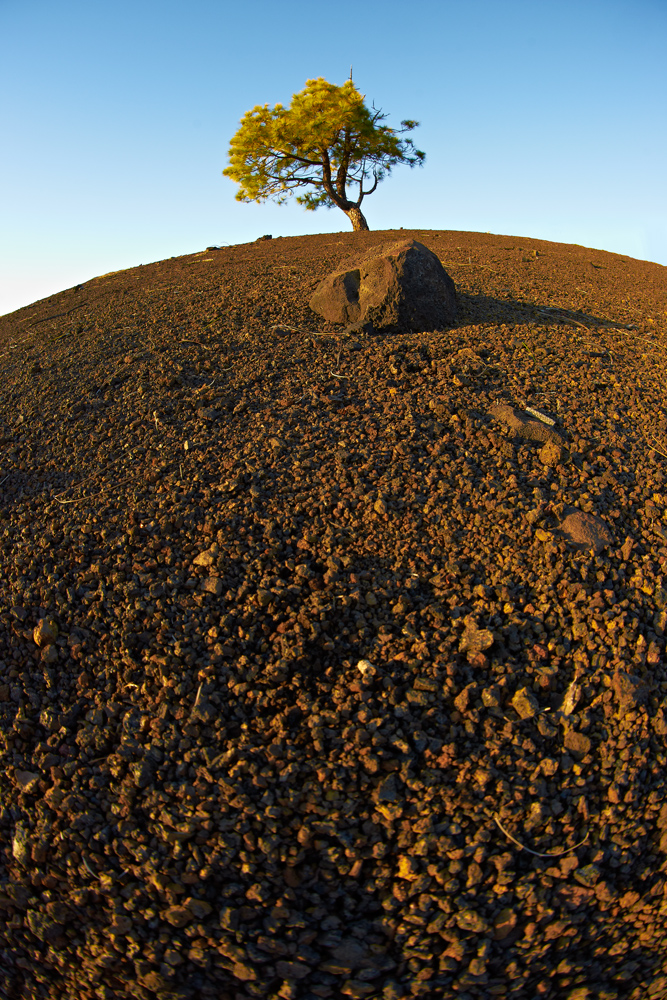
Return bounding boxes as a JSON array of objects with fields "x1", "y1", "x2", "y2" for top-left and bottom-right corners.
[{"x1": 223, "y1": 77, "x2": 425, "y2": 231}]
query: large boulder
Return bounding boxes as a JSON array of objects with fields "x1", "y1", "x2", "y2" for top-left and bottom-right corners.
[{"x1": 308, "y1": 239, "x2": 457, "y2": 332}]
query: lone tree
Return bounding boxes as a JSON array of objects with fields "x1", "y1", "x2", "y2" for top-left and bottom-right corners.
[{"x1": 223, "y1": 77, "x2": 425, "y2": 231}]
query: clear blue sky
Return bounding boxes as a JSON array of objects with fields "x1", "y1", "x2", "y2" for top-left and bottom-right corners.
[{"x1": 1, "y1": 0, "x2": 665, "y2": 316}]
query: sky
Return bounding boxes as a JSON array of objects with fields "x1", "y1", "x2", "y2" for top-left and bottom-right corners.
[{"x1": 1, "y1": 0, "x2": 665, "y2": 316}]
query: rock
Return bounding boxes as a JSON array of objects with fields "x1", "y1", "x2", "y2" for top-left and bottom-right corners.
[
  {"x1": 454, "y1": 683, "x2": 477, "y2": 714},
  {"x1": 163, "y1": 947, "x2": 184, "y2": 966},
  {"x1": 12, "y1": 823, "x2": 31, "y2": 865},
  {"x1": 109, "y1": 914, "x2": 133, "y2": 935},
  {"x1": 467, "y1": 957, "x2": 488, "y2": 977},
  {"x1": 481, "y1": 685, "x2": 502, "y2": 709},
  {"x1": 574, "y1": 864, "x2": 600, "y2": 887},
  {"x1": 194, "y1": 549, "x2": 216, "y2": 567},
  {"x1": 330, "y1": 940, "x2": 371, "y2": 969},
  {"x1": 164, "y1": 905, "x2": 192, "y2": 928},
  {"x1": 356, "y1": 659, "x2": 378, "y2": 682},
  {"x1": 41, "y1": 644, "x2": 59, "y2": 665},
  {"x1": 459, "y1": 616, "x2": 494, "y2": 656},
  {"x1": 137, "y1": 970, "x2": 169, "y2": 992},
  {"x1": 310, "y1": 270, "x2": 363, "y2": 326},
  {"x1": 308, "y1": 239, "x2": 457, "y2": 332},
  {"x1": 608, "y1": 782, "x2": 622, "y2": 804},
  {"x1": 14, "y1": 769, "x2": 40, "y2": 793},
  {"x1": 31, "y1": 838, "x2": 49, "y2": 863},
  {"x1": 455, "y1": 908, "x2": 489, "y2": 933},
  {"x1": 275, "y1": 959, "x2": 312, "y2": 980},
  {"x1": 647, "y1": 641, "x2": 662, "y2": 666},
  {"x1": 25, "y1": 909, "x2": 65, "y2": 944},
  {"x1": 341, "y1": 981, "x2": 375, "y2": 998},
  {"x1": 131, "y1": 757, "x2": 158, "y2": 789},
  {"x1": 186, "y1": 898, "x2": 213, "y2": 919},
  {"x1": 493, "y1": 907, "x2": 518, "y2": 941},
  {"x1": 564, "y1": 730, "x2": 591, "y2": 756},
  {"x1": 33, "y1": 617, "x2": 58, "y2": 647},
  {"x1": 375, "y1": 773, "x2": 401, "y2": 804},
  {"x1": 201, "y1": 576, "x2": 223, "y2": 596},
  {"x1": 612, "y1": 670, "x2": 649, "y2": 716},
  {"x1": 0, "y1": 884, "x2": 33, "y2": 910},
  {"x1": 539, "y1": 440, "x2": 565, "y2": 466},
  {"x1": 555, "y1": 884, "x2": 594, "y2": 909},
  {"x1": 560, "y1": 681, "x2": 582, "y2": 716},
  {"x1": 557, "y1": 508, "x2": 614, "y2": 555},
  {"x1": 489, "y1": 403, "x2": 564, "y2": 444},
  {"x1": 652, "y1": 708, "x2": 667, "y2": 736},
  {"x1": 511, "y1": 687, "x2": 539, "y2": 719},
  {"x1": 397, "y1": 856, "x2": 419, "y2": 880}
]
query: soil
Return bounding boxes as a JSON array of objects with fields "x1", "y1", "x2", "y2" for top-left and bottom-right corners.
[{"x1": 0, "y1": 228, "x2": 667, "y2": 1000}]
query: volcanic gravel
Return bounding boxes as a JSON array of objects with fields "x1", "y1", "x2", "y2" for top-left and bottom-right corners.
[{"x1": 1, "y1": 229, "x2": 667, "y2": 1000}]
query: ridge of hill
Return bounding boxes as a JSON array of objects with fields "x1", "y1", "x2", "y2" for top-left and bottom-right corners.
[{"x1": 1, "y1": 231, "x2": 667, "y2": 1000}]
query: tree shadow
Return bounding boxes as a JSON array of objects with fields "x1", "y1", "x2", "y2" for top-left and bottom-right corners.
[{"x1": 455, "y1": 291, "x2": 634, "y2": 333}]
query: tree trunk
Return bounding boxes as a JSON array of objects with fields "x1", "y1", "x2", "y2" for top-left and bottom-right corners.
[{"x1": 345, "y1": 205, "x2": 370, "y2": 231}]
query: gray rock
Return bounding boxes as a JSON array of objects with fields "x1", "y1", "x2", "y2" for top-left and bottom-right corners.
[{"x1": 308, "y1": 239, "x2": 457, "y2": 332}]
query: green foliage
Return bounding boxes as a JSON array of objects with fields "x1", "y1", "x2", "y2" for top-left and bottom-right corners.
[{"x1": 223, "y1": 78, "x2": 425, "y2": 229}]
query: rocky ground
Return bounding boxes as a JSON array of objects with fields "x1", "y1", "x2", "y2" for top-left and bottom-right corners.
[{"x1": 0, "y1": 229, "x2": 666, "y2": 1000}]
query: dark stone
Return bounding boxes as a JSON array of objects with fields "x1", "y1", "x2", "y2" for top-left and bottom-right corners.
[
  {"x1": 25, "y1": 909, "x2": 66, "y2": 944},
  {"x1": 612, "y1": 670, "x2": 649, "y2": 716},
  {"x1": 308, "y1": 239, "x2": 457, "y2": 332},
  {"x1": 374, "y1": 772, "x2": 402, "y2": 804}
]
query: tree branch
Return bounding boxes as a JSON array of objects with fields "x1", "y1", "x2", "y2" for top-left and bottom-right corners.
[
  {"x1": 266, "y1": 151, "x2": 323, "y2": 169},
  {"x1": 320, "y1": 148, "x2": 347, "y2": 209},
  {"x1": 357, "y1": 170, "x2": 379, "y2": 205}
]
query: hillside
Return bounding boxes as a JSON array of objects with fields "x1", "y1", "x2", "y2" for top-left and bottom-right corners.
[{"x1": 1, "y1": 230, "x2": 667, "y2": 1000}]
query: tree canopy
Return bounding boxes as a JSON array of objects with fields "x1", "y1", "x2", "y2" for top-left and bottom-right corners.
[{"x1": 223, "y1": 77, "x2": 425, "y2": 231}]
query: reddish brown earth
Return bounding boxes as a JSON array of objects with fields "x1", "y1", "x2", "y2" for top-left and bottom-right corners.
[{"x1": 0, "y1": 229, "x2": 666, "y2": 1000}]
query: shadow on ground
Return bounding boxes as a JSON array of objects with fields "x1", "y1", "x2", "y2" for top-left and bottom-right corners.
[{"x1": 457, "y1": 292, "x2": 635, "y2": 333}]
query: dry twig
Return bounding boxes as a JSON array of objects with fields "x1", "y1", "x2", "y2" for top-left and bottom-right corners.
[
  {"x1": 649, "y1": 439, "x2": 667, "y2": 461},
  {"x1": 53, "y1": 473, "x2": 100, "y2": 500},
  {"x1": 494, "y1": 813, "x2": 589, "y2": 858},
  {"x1": 82, "y1": 856, "x2": 100, "y2": 880},
  {"x1": 53, "y1": 474, "x2": 138, "y2": 505},
  {"x1": 440, "y1": 260, "x2": 497, "y2": 272}
]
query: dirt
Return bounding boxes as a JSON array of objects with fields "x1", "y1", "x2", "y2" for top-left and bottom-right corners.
[{"x1": 0, "y1": 229, "x2": 666, "y2": 1000}]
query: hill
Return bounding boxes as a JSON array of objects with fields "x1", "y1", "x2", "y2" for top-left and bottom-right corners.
[{"x1": 1, "y1": 230, "x2": 667, "y2": 1000}]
